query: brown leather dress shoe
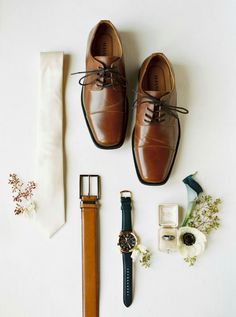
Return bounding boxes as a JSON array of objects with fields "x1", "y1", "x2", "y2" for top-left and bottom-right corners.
[
  {"x1": 132, "y1": 53, "x2": 188, "y2": 185},
  {"x1": 73, "y1": 20, "x2": 127, "y2": 149}
]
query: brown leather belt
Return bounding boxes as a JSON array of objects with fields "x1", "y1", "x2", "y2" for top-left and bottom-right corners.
[{"x1": 80, "y1": 175, "x2": 100, "y2": 317}]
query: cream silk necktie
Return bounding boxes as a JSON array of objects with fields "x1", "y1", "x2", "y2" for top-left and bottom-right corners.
[{"x1": 35, "y1": 52, "x2": 65, "y2": 238}]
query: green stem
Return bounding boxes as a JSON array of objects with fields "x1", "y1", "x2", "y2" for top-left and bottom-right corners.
[{"x1": 182, "y1": 201, "x2": 196, "y2": 226}]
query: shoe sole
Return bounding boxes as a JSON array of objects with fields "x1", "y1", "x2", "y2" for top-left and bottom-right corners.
[{"x1": 81, "y1": 86, "x2": 128, "y2": 150}]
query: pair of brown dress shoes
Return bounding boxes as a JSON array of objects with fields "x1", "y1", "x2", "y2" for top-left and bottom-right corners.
[{"x1": 73, "y1": 20, "x2": 188, "y2": 185}]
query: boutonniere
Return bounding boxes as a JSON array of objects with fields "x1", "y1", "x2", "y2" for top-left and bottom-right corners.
[
  {"x1": 8, "y1": 173, "x2": 37, "y2": 216},
  {"x1": 178, "y1": 173, "x2": 221, "y2": 266}
]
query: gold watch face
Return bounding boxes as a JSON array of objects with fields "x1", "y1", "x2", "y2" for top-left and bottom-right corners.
[{"x1": 118, "y1": 231, "x2": 137, "y2": 253}]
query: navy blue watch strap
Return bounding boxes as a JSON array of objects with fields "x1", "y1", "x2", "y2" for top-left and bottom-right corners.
[
  {"x1": 121, "y1": 197, "x2": 132, "y2": 231},
  {"x1": 122, "y1": 252, "x2": 133, "y2": 307},
  {"x1": 120, "y1": 194, "x2": 133, "y2": 307}
]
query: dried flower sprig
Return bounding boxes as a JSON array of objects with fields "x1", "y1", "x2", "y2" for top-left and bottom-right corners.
[
  {"x1": 186, "y1": 194, "x2": 221, "y2": 235},
  {"x1": 14, "y1": 203, "x2": 24, "y2": 215},
  {"x1": 140, "y1": 249, "x2": 152, "y2": 268},
  {"x1": 8, "y1": 174, "x2": 37, "y2": 215},
  {"x1": 184, "y1": 256, "x2": 197, "y2": 266}
]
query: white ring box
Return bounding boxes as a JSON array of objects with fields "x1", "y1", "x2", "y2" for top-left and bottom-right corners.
[{"x1": 158, "y1": 204, "x2": 179, "y2": 252}]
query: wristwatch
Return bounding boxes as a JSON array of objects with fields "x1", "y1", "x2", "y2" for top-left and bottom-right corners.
[{"x1": 117, "y1": 190, "x2": 138, "y2": 307}]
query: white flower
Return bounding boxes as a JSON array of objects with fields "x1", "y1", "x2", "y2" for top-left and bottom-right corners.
[
  {"x1": 178, "y1": 227, "x2": 207, "y2": 258},
  {"x1": 137, "y1": 244, "x2": 148, "y2": 253},
  {"x1": 23, "y1": 201, "x2": 36, "y2": 215},
  {"x1": 131, "y1": 249, "x2": 140, "y2": 262},
  {"x1": 131, "y1": 244, "x2": 151, "y2": 268}
]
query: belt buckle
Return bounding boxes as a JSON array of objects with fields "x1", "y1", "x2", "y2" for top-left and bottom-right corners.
[{"x1": 79, "y1": 175, "x2": 100, "y2": 199}]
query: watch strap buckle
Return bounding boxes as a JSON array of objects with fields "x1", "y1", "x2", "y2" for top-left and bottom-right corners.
[{"x1": 120, "y1": 190, "x2": 132, "y2": 198}]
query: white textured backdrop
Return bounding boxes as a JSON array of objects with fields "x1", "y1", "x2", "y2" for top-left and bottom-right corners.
[{"x1": 0, "y1": 0, "x2": 236, "y2": 316}]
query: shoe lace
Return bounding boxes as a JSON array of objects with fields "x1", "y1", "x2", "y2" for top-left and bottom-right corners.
[
  {"x1": 71, "y1": 66, "x2": 126, "y2": 89},
  {"x1": 135, "y1": 93, "x2": 189, "y2": 124}
]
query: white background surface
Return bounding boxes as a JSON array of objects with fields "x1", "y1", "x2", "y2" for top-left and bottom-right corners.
[{"x1": 1, "y1": 0, "x2": 236, "y2": 316}]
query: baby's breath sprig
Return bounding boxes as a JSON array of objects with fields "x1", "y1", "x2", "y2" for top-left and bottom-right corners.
[
  {"x1": 186, "y1": 194, "x2": 221, "y2": 235},
  {"x1": 139, "y1": 249, "x2": 151, "y2": 268},
  {"x1": 184, "y1": 256, "x2": 197, "y2": 266}
]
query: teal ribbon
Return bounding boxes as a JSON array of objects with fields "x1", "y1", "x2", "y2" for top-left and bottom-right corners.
[{"x1": 181, "y1": 173, "x2": 203, "y2": 227}]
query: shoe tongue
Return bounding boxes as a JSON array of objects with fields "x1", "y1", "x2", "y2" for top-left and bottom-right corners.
[
  {"x1": 94, "y1": 56, "x2": 120, "y2": 67},
  {"x1": 145, "y1": 90, "x2": 168, "y2": 99}
]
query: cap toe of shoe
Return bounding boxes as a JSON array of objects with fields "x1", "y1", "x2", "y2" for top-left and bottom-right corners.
[
  {"x1": 88, "y1": 111, "x2": 126, "y2": 148},
  {"x1": 134, "y1": 145, "x2": 176, "y2": 184}
]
